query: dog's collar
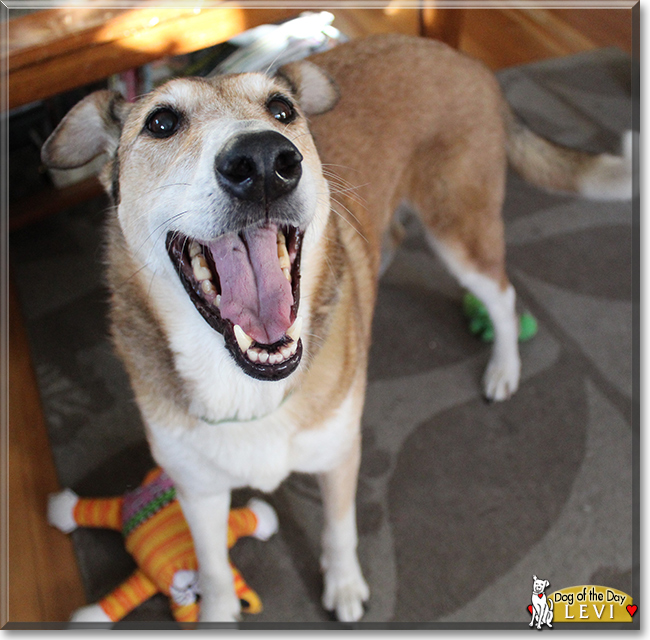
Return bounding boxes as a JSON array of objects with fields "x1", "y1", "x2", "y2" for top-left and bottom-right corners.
[{"x1": 197, "y1": 391, "x2": 293, "y2": 426}]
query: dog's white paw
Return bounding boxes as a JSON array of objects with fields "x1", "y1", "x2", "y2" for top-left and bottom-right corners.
[
  {"x1": 483, "y1": 354, "x2": 520, "y2": 402},
  {"x1": 199, "y1": 591, "x2": 241, "y2": 623},
  {"x1": 322, "y1": 564, "x2": 369, "y2": 622},
  {"x1": 70, "y1": 603, "x2": 112, "y2": 623}
]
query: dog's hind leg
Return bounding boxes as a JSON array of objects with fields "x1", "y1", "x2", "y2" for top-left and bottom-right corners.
[
  {"x1": 432, "y1": 240, "x2": 520, "y2": 401},
  {"x1": 318, "y1": 408, "x2": 369, "y2": 622},
  {"x1": 408, "y1": 136, "x2": 520, "y2": 401}
]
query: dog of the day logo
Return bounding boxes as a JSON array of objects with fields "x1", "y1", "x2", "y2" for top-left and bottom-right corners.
[
  {"x1": 527, "y1": 577, "x2": 637, "y2": 627},
  {"x1": 528, "y1": 576, "x2": 554, "y2": 629}
]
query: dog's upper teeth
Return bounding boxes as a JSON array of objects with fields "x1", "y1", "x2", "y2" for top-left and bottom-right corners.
[
  {"x1": 189, "y1": 241, "x2": 202, "y2": 258},
  {"x1": 277, "y1": 232, "x2": 291, "y2": 281},
  {"x1": 192, "y1": 255, "x2": 212, "y2": 282},
  {"x1": 286, "y1": 316, "x2": 302, "y2": 343},
  {"x1": 215, "y1": 294, "x2": 221, "y2": 308},
  {"x1": 278, "y1": 238, "x2": 290, "y2": 268},
  {"x1": 233, "y1": 324, "x2": 254, "y2": 352}
]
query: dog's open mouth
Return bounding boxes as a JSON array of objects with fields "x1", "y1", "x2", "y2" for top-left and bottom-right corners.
[{"x1": 166, "y1": 224, "x2": 303, "y2": 381}]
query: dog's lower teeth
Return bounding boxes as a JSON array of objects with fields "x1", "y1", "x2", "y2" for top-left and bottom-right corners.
[
  {"x1": 282, "y1": 267, "x2": 291, "y2": 282},
  {"x1": 280, "y1": 344, "x2": 293, "y2": 359},
  {"x1": 215, "y1": 294, "x2": 221, "y2": 308},
  {"x1": 243, "y1": 339, "x2": 298, "y2": 366}
]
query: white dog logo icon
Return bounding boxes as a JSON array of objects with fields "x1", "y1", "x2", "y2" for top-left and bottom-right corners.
[{"x1": 529, "y1": 575, "x2": 554, "y2": 629}]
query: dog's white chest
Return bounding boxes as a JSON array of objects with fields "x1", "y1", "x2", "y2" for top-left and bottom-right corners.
[
  {"x1": 289, "y1": 390, "x2": 359, "y2": 474},
  {"x1": 150, "y1": 387, "x2": 357, "y2": 494}
]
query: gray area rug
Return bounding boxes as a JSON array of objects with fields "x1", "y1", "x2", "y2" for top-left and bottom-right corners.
[{"x1": 10, "y1": 47, "x2": 636, "y2": 627}]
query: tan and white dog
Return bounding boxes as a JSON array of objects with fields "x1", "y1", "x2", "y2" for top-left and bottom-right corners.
[{"x1": 41, "y1": 34, "x2": 632, "y2": 623}]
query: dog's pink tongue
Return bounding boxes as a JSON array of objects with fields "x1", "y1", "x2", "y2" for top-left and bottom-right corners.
[{"x1": 208, "y1": 225, "x2": 292, "y2": 345}]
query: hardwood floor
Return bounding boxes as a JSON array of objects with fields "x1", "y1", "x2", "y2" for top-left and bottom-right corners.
[
  {"x1": 5, "y1": 282, "x2": 86, "y2": 626},
  {"x1": 4, "y1": 6, "x2": 633, "y2": 626},
  {"x1": 332, "y1": 6, "x2": 632, "y2": 70},
  {"x1": 460, "y1": 7, "x2": 632, "y2": 70}
]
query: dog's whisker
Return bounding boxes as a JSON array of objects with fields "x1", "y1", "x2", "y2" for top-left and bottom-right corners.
[
  {"x1": 304, "y1": 332, "x2": 325, "y2": 348},
  {"x1": 131, "y1": 210, "x2": 190, "y2": 259},
  {"x1": 321, "y1": 170, "x2": 368, "y2": 196},
  {"x1": 329, "y1": 198, "x2": 369, "y2": 244},
  {"x1": 320, "y1": 162, "x2": 362, "y2": 174},
  {"x1": 328, "y1": 182, "x2": 371, "y2": 199},
  {"x1": 126, "y1": 215, "x2": 189, "y2": 291},
  {"x1": 331, "y1": 189, "x2": 369, "y2": 216},
  {"x1": 262, "y1": 48, "x2": 290, "y2": 77},
  {"x1": 322, "y1": 175, "x2": 369, "y2": 207},
  {"x1": 146, "y1": 267, "x2": 158, "y2": 301},
  {"x1": 132, "y1": 182, "x2": 193, "y2": 203},
  {"x1": 286, "y1": 131, "x2": 311, "y2": 145},
  {"x1": 114, "y1": 262, "x2": 150, "y2": 291}
]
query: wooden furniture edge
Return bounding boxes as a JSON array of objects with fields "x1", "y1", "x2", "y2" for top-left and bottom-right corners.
[{"x1": 7, "y1": 6, "x2": 299, "y2": 110}]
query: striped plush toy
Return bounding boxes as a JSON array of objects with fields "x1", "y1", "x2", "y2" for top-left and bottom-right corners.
[{"x1": 48, "y1": 467, "x2": 278, "y2": 624}]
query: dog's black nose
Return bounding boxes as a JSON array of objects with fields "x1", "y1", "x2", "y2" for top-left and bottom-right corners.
[{"x1": 215, "y1": 130, "x2": 303, "y2": 203}]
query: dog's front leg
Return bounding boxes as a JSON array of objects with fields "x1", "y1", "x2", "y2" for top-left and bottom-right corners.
[
  {"x1": 175, "y1": 489, "x2": 240, "y2": 622},
  {"x1": 318, "y1": 433, "x2": 369, "y2": 622}
]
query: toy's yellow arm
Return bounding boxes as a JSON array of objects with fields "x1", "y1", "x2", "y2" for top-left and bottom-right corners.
[
  {"x1": 74, "y1": 496, "x2": 124, "y2": 531},
  {"x1": 227, "y1": 506, "x2": 259, "y2": 548},
  {"x1": 48, "y1": 490, "x2": 123, "y2": 533},
  {"x1": 227, "y1": 499, "x2": 278, "y2": 548},
  {"x1": 98, "y1": 569, "x2": 158, "y2": 622}
]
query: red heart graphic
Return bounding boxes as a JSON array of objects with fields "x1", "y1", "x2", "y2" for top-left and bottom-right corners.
[
  {"x1": 527, "y1": 605, "x2": 533, "y2": 615},
  {"x1": 538, "y1": 593, "x2": 544, "y2": 598},
  {"x1": 627, "y1": 605, "x2": 637, "y2": 618}
]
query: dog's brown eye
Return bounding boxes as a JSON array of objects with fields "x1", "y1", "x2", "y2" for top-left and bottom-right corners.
[
  {"x1": 145, "y1": 108, "x2": 180, "y2": 138},
  {"x1": 267, "y1": 97, "x2": 296, "y2": 124}
]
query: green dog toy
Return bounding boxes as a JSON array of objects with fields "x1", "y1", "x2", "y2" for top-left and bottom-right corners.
[{"x1": 462, "y1": 292, "x2": 537, "y2": 343}]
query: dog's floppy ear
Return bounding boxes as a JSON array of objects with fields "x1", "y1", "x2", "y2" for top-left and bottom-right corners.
[
  {"x1": 545, "y1": 580, "x2": 549, "y2": 588},
  {"x1": 41, "y1": 90, "x2": 130, "y2": 170},
  {"x1": 276, "y1": 60, "x2": 339, "y2": 115},
  {"x1": 533, "y1": 575, "x2": 537, "y2": 581}
]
